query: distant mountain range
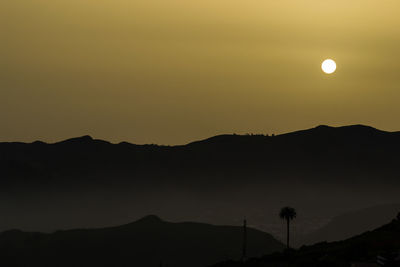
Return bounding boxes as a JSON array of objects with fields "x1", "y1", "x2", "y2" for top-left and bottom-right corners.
[
  {"x1": 2, "y1": 124, "x2": 400, "y2": 187},
  {"x1": 0, "y1": 216, "x2": 284, "y2": 267},
  {"x1": 2, "y1": 124, "x2": 400, "y2": 197},
  {"x1": 1, "y1": 124, "x2": 400, "y2": 241}
]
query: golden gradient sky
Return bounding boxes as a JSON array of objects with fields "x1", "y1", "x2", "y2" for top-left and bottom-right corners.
[{"x1": 1, "y1": 0, "x2": 400, "y2": 144}]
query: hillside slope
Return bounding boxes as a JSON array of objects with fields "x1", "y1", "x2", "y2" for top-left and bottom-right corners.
[
  {"x1": 303, "y1": 203, "x2": 400, "y2": 245},
  {"x1": 0, "y1": 215, "x2": 284, "y2": 267},
  {"x1": 212, "y1": 214, "x2": 400, "y2": 267}
]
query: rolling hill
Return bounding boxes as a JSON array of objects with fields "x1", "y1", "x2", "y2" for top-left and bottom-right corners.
[{"x1": 0, "y1": 215, "x2": 284, "y2": 267}]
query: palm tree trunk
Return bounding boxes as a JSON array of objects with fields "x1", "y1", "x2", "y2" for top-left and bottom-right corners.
[{"x1": 286, "y1": 219, "x2": 290, "y2": 249}]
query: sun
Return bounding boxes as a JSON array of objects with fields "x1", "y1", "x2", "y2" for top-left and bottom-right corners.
[{"x1": 321, "y1": 59, "x2": 337, "y2": 74}]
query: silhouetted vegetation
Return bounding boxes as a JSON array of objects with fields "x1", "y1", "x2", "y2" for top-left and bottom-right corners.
[{"x1": 279, "y1": 207, "x2": 297, "y2": 249}]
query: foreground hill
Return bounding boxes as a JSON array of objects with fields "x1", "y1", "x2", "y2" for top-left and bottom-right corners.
[
  {"x1": 0, "y1": 215, "x2": 284, "y2": 267},
  {"x1": 212, "y1": 215, "x2": 400, "y2": 267}
]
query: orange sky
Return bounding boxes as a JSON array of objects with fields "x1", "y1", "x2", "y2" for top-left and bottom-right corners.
[{"x1": 1, "y1": 0, "x2": 400, "y2": 144}]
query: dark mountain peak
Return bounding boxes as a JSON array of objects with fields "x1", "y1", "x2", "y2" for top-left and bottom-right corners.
[
  {"x1": 135, "y1": 215, "x2": 164, "y2": 224},
  {"x1": 56, "y1": 135, "x2": 94, "y2": 145},
  {"x1": 284, "y1": 124, "x2": 388, "y2": 139},
  {"x1": 314, "y1": 125, "x2": 334, "y2": 130},
  {"x1": 31, "y1": 140, "x2": 46, "y2": 145},
  {"x1": 309, "y1": 124, "x2": 382, "y2": 134},
  {"x1": 337, "y1": 124, "x2": 381, "y2": 132}
]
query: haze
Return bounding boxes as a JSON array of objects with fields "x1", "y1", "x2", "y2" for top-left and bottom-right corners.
[{"x1": 2, "y1": 0, "x2": 400, "y2": 144}]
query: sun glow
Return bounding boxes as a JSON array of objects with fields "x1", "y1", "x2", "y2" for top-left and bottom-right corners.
[{"x1": 321, "y1": 59, "x2": 337, "y2": 74}]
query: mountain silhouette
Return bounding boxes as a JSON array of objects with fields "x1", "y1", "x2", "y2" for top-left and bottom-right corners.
[
  {"x1": 0, "y1": 216, "x2": 284, "y2": 267},
  {"x1": 2, "y1": 124, "x2": 399, "y2": 187},
  {"x1": 56, "y1": 135, "x2": 95, "y2": 144},
  {"x1": 1, "y1": 124, "x2": 400, "y2": 240}
]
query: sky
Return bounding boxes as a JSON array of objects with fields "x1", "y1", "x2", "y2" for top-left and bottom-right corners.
[{"x1": 1, "y1": 0, "x2": 400, "y2": 144}]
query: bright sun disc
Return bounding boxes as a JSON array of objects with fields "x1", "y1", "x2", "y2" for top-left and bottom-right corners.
[{"x1": 321, "y1": 59, "x2": 336, "y2": 74}]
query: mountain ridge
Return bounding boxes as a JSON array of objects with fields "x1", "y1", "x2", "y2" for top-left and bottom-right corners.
[{"x1": 1, "y1": 124, "x2": 398, "y2": 146}]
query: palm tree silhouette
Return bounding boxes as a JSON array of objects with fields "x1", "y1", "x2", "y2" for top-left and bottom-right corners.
[{"x1": 279, "y1": 206, "x2": 297, "y2": 249}]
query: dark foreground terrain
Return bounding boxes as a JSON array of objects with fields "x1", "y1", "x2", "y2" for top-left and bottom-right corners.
[
  {"x1": 212, "y1": 215, "x2": 400, "y2": 267},
  {"x1": 0, "y1": 216, "x2": 283, "y2": 267}
]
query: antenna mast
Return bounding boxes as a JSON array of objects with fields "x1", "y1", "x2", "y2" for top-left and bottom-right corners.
[{"x1": 242, "y1": 218, "x2": 247, "y2": 262}]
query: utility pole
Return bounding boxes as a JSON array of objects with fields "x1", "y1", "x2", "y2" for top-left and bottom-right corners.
[{"x1": 242, "y1": 218, "x2": 247, "y2": 263}]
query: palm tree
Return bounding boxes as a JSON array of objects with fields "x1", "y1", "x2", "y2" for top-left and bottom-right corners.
[{"x1": 279, "y1": 206, "x2": 297, "y2": 249}]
